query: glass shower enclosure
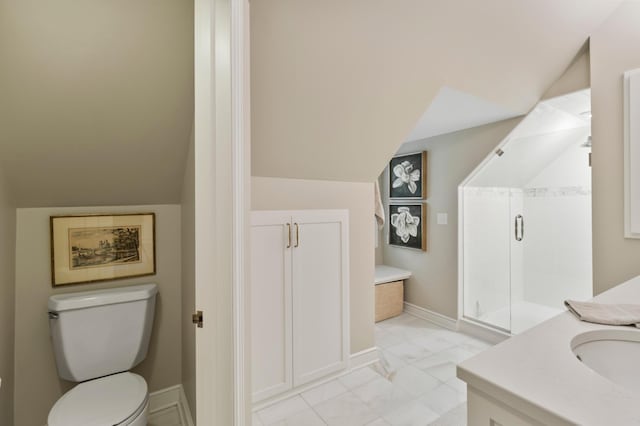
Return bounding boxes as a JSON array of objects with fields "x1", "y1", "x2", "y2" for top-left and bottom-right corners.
[{"x1": 460, "y1": 90, "x2": 593, "y2": 334}]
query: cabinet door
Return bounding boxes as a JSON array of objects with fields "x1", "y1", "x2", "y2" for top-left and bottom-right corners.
[
  {"x1": 250, "y1": 211, "x2": 293, "y2": 402},
  {"x1": 291, "y1": 210, "x2": 349, "y2": 386}
]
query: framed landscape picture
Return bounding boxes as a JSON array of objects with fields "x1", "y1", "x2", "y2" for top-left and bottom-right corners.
[
  {"x1": 389, "y1": 151, "x2": 427, "y2": 199},
  {"x1": 389, "y1": 204, "x2": 426, "y2": 251},
  {"x1": 50, "y1": 213, "x2": 156, "y2": 286}
]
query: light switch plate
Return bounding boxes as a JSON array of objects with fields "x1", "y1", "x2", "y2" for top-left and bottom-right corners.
[{"x1": 437, "y1": 213, "x2": 448, "y2": 225}]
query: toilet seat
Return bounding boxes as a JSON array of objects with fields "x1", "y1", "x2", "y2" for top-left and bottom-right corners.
[{"x1": 48, "y1": 372, "x2": 148, "y2": 426}]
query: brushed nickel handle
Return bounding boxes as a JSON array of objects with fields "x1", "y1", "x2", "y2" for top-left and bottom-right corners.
[
  {"x1": 286, "y1": 223, "x2": 291, "y2": 248},
  {"x1": 294, "y1": 223, "x2": 299, "y2": 247},
  {"x1": 515, "y1": 215, "x2": 524, "y2": 241}
]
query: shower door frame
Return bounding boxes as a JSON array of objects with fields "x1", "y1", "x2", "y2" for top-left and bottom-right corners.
[
  {"x1": 458, "y1": 125, "x2": 594, "y2": 337},
  {"x1": 457, "y1": 133, "x2": 517, "y2": 336}
]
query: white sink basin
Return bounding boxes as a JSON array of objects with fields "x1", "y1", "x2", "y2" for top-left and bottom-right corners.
[{"x1": 571, "y1": 329, "x2": 640, "y2": 394}]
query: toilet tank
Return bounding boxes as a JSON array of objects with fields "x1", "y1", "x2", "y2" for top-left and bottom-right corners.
[{"x1": 48, "y1": 283, "x2": 158, "y2": 382}]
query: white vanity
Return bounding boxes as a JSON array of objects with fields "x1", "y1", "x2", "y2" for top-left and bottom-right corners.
[{"x1": 458, "y1": 275, "x2": 640, "y2": 425}]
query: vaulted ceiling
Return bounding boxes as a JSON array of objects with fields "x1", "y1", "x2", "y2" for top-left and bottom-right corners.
[
  {"x1": 0, "y1": 0, "x2": 193, "y2": 207},
  {"x1": 251, "y1": 0, "x2": 623, "y2": 182},
  {"x1": 0, "y1": 1, "x2": 627, "y2": 207}
]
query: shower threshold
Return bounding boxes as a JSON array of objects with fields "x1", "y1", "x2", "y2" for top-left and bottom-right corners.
[{"x1": 478, "y1": 301, "x2": 563, "y2": 335}]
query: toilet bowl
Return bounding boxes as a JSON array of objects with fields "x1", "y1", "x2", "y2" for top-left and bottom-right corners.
[{"x1": 48, "y1": 372, "x2": 149, "y2": 426}]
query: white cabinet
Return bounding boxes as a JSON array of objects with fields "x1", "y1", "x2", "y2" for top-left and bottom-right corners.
[
  {"x1": 250, "y1": 210, "x2": 349, "y2": 403},
  {"x1": 291, "y1": 211, "x2": 350, "y2": 387},
  {"x1": 250, "y1": 211, "x2": 293, "y2": 402}
]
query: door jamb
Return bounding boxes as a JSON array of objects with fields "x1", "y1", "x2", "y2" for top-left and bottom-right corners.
[{"x1": 231, "y1": 0, "x2": 251, "y2": 424}]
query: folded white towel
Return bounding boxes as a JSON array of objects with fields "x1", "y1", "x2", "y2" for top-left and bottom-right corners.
[
  {"x1": 564, "y1": 300, "x2": 640, "y2": 328},
  {"x1": 374, "y1": 181, "x2": 385, "y2": 229}
]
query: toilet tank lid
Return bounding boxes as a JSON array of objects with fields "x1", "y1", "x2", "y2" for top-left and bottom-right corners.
[{"x1": 48, "y1": 283, "x2": 158, "y2": 312}]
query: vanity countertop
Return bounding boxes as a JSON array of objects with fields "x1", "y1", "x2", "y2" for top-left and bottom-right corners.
[
  {"x1": 374, "y1": 265, "x2": 412, "y2": 285},
  {"x1": 458, "y1": 275, "x2": 640, "y2": 425}
]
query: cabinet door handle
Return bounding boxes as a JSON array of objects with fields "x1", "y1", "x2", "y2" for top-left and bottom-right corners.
[
  {"x1": 294, "y1": 223, "x2": 299, "y2": 247},
  {"x1": 286, "y1": 223, "x2": 291, "y2": 248}
]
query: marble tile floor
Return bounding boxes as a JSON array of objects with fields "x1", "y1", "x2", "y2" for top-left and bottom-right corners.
[{"x1": 253, "y1": 313, "x2": 493, "y2": 426}]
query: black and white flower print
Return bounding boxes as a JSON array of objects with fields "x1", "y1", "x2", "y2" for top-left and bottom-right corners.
[{"x1": 390, "y1": 206, "x2": 420, "y2": 243}]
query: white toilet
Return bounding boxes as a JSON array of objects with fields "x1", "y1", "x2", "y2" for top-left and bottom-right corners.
[{"x1": 47, "y1": 283, "x2": 158, "y2": 426}]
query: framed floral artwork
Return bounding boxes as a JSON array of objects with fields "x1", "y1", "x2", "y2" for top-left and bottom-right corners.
[
  {"x1": 50, "y1": 213, "x2": 156, "y2": 286},
  {"x1": 389, "y1": 151, "x2": 427, "y2": 199},
  {"x1": 389, "y1": 204, "x2": 426, "y2": 250}
]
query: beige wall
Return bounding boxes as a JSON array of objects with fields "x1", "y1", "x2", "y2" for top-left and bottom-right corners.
[
  {"x1": 14, "y1": 205, "x2": 182, "y2": 426},
  {"x1": 181, "y1": 128, "x2": 196, "y2": 415},
  {"x1": 379, "y1": 119, "x2": 521, "y2": 319},
  {"x1": 250, "y1": 0, "x2": 619, "y2": 183},
  {"x1": 0, "y1": 0, "x2": 193, "y2": 208},
  {"x1": 0, "y1": 172, "x2": 15, "y2": 426},
  {"x1": 542, "y1": 47, "x2": 590, "y2": 101},
  {"x1": 591, "y1": 2, "x2": 640, "y2": 293},
  {"x1": 252, "y1": 177, "x2": 375, "y2": 354}
]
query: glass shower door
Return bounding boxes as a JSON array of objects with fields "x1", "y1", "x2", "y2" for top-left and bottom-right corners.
[
  {"x1": 461, "y1": 90, "x2": 595, "y2": 335},
  {"x1": 462, "y1": 186, "x2": 512, "y2": 332}
]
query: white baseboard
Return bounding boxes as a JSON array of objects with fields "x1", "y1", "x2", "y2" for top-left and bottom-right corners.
[
  {"x1": 403, "y1": 302, "x2": 458, "y2": 331},
  {"x1": 457, "y1": 317, "x2": 510, "y2": 345},
  {"x1": 149, "y1": 384, "x2": 194, "y2": 426},
  {"x1": 350, "y1": 346, "x2": 379, "y2": 370}
]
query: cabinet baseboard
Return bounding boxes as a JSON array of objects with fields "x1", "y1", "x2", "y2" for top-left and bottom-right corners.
[
  {"x1": 252, "y1": 347, "x2": 380, "y2": 412},
  {"x1": 350, "y1": 346, "x2": 379, "y2": 369}
]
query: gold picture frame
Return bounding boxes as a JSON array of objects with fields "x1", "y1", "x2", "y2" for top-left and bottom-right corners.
[
  {"x1": 50, "y1": 213, "x2": 156, "y2": 286},
  {"x1": 388, "y1": 203, "x2": 427, "y2": 251}
]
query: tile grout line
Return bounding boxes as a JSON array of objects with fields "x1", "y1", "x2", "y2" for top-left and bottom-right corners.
[
  {"x1": 297, "y1": 390, "x2": 329, "y2": 426},
  {"x1": 306, "y1": 397, "x2": 330, "y2": 426}
]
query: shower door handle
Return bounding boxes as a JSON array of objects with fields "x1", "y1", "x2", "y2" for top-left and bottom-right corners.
[{"x1": 515, "y1": 215, "x2": 524, "y2": 241}]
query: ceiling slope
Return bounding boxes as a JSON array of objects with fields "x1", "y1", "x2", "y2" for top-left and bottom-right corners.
[
  {"x1": 251, "y1": 0, "x2": 622, "y2": 182},
  {"x1": 468, "y1": 90, "x2": 591, "y2": 188},
  {"x1": 0, "y1": 0, "x2": 194, "y2": 207},
  {"x1": 542, "y1": 46, "x2": 591, "y2": 101},
  {"x1": 404, "y1": 86, "x2": 519, "y2": 143}
]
